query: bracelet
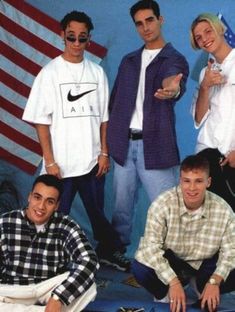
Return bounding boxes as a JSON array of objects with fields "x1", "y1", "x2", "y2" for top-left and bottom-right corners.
[
  {"x1": 45, "y1": 162, "x2": 57, "y2": 168},
  {"x1": 100, "y1": 152, "x2": 109, "y2": 157},
  {"x1": 169, "y1": 281, "x2": 181, "y2": 287}
]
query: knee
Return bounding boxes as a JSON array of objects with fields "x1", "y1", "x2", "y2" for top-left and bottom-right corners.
[{"x1": 131, "y1": 259, "x2": 151, "y2": 285}]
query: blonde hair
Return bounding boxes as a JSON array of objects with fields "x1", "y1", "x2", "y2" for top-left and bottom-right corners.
[{"x1": 190, "y1": 13, "x2": 225, "y2": 50}]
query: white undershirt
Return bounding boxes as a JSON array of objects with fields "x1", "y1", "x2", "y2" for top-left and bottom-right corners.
[{"x1": 130, "y1": 48, "x2": 161, "y2": 130}]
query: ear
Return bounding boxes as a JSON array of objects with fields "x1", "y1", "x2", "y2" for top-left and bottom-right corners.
[
  {"x1": 27, "y1": 192, "x2": 32, "y2": 203},
  {"x1": 207, "y1": 177, "x2": 212, "y2": 188},
  {"x1": 60, "y1": 30, "x2": 65, "y2": 40},
  {"x1": 159, "y1": 16, "x2": 164, "y2": 25}
]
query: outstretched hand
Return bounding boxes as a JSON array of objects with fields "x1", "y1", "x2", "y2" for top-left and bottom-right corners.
[{"x1": 154, "y1": 73, "x2": 183, "y2": 100}]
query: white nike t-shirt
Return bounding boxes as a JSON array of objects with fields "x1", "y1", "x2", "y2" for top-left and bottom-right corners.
[{"x1": 23, "y1": 56, "x2": 109, "y2": 178}]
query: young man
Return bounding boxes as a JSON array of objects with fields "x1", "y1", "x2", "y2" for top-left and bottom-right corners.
[
  {"x1": 107, "y1": 0, "x2": 189, "y2": 256},
  {"x1": 190, "y1": 13, "x2": 235, "y2": 211},
  {"x1": 132, "y1": 155, "x2": 235, "y2": 312},
  {"x1": 0, "y1": 174, "x2": 98, "y2": 312},
  {"x1": 23, "y1": 11, "x2": 130, "y2": 271}
]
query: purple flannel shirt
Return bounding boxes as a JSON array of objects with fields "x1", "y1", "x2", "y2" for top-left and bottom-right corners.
[{"x1": 107, "y1": 43, "x2": 189, "y2": 169}]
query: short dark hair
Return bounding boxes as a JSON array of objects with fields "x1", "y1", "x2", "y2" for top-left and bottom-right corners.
[
  {"x1": 32, "y1": 174, "x2": 63, "y2": 201},
  {"x1": 60, "y1": 11, "x2": 94, "y2": 33},
  {"x1": 180, "y1": 154, "x2": 210, "y2": 176},
  {"x1": 130, "y1": 0, "x2": 160, "y2": 21}
]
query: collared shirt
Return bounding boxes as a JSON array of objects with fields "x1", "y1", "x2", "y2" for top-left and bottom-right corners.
[
  {"x1": 0, "y1": 209, "x2": 99, "y2": 305},
  {"x1": 135, "y1": 186, "x2": 235, "y2": 285},
  {"x1": 191, "y1": 49, "x2": 235, "y2": 155},
  {"x1": 107, "y1": 43, "x2": 189, "y2": 169}
]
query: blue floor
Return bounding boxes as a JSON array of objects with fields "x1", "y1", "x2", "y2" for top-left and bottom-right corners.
[{"x1": 84, "y1": 265, "x2": 235, "y2": 312}]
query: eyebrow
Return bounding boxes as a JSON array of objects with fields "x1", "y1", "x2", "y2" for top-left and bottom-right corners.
[
  {"x1": 135, "y1": 15, "x2": 155, "y2": 25},
  {"x1": 32, "y1": 192, "x2": 57, "y2": 202},
  {"x1": 66, "y1": 31, "x2": 88, "y2": 35}
]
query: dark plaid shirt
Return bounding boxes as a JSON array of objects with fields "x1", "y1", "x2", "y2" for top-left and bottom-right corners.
[{"x1": 0, "y1": 209, "x2": 99, "y2": 305}]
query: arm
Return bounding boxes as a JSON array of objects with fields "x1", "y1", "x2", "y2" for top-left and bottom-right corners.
[
  {"x1": 96, "y1": 121, "x2": 110, "y2": 177},
  {"x1": 51, "y1": 219, "x2": 99, "y2": 306},
  {"x1": 154, "y1": 52, "x2": 189, "y2": 101},
  {"x1": 35, "y1": 124, "x2": 61, "y2": 178},
  {"x1": 200, "y1": 212, "x2": 235, "y2": 312},
  {"x1": 135, "y1": 196, "x2": 186, "y2": 312},
  {"x1": 195, "y1": 60, "x2": 226, "y2": 124}
]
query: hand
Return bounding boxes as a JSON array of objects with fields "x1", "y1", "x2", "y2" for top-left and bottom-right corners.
[
  {"x1": 220, "y1": 150, "x2": 235, "y2": 168},
  {"x1": 168, "y1": 281, "x2": 186, "y2": 312},
  {"x1": 200, "y1": 283, "x2": 220, "y2": 312},
  {"x1": 96, "y1": 155, "x2": 110, "y2": 177},
  {"x1": 45, "y1": 297, "x2": 62, "y2": 312},
  {"x1": 46, "y1": 163, "x2": 62, "y2": 179},
  {"x1": 201, "y1": 60, "x2": 226, "y2": 90},
  {"x1": 154, "y1": 73, "x2": 183, "y2": 100}
]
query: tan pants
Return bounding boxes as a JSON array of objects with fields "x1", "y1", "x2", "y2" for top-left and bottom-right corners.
[{"x1": 0, "y1": 273, "x2": 97, "y2": 312}]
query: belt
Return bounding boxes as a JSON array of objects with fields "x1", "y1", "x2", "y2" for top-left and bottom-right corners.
[{"x1": 128, "y1": 131, "x2": 143, "y2": 140}]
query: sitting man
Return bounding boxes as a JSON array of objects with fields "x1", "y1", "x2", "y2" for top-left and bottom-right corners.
[
  {"x1": 0, "y1": 174, "x2": 99, "y2": 312},
  {"x1": 132, "y1": 154, "x2": 235, "y2": 312}
]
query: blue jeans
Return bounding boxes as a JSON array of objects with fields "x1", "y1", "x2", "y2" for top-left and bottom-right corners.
[
  {"x1": 112, "y1": 140, "x2": 178, "y2": 246},
  {"x1": 132, "y1": 251, "x2": 235, "y2": 299},
  {"x1": 58, "y1": 165, "x2": 124, "y2": 255}
]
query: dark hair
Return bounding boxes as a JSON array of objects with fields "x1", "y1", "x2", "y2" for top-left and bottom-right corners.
[
  {"x1": 60, "y1": 11, "x2": 94, "y2": 33},
  {"x1": 130, "y1": 0, "x2": 160, "y2": 21},
  {"x1": 32, "y1": 174, "x2": 63, "y2": 201},
  {"x1": 180, "y1": 154, "x2": 210, "y2": 176}
]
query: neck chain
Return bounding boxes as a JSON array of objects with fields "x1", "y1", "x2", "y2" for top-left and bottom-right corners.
[{"x1": 64, "y1": 58, "x2": 85, "y2": 92}]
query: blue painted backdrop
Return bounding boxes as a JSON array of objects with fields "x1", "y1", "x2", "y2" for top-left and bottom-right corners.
[{"x1": 1, "y1": 0, "x2": 235, "y2": 256}]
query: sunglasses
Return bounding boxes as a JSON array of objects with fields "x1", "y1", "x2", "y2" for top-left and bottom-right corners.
[{"x1": 66, "y1": 36, "x2": 89, "y2": 43}]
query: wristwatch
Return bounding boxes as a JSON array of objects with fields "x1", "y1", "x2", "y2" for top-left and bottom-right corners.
[{"x1": 208, "y1": 277, "x2": 219, "y2": 285}]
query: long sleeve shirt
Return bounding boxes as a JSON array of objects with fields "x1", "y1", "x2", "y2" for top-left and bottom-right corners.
[
  {"x1": 0, "y1": 209, "x2": 99, "y2": 305},
  {"x1": 135, "y1": 186, "x2": 235, "y2": 285}
]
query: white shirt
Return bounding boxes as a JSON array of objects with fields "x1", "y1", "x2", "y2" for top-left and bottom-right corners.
[
  {"x1": 23, "y1": 56, "x2": 109, "y2": 178},
  {"x1": 130, "y1": 48, "x2": 161, "y2": 130},
  {"x1": 191, "y1": 49, "x2": 235, "y2": 155}
]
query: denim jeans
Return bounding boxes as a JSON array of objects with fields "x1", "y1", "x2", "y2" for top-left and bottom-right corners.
[
  {"x1": 112, "y1": 140, "x2": 179, "y2": 246},
  {"x1": 58, "y1": 165, "x2": 123, "y2": 255},
  {"x1": 132, "y1": 251, "x2": 235, "y2": 299}
]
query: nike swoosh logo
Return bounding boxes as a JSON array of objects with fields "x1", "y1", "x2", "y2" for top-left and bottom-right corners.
[{"x1": 67, "y1": 89, "x2": 96, "y2": 102}]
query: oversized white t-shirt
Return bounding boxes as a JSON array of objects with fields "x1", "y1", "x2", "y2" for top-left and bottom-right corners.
[
  {"x1": 191, "y1": 49, "x2": 235, "y2": 155},
  {"x1": 23, "y1": 55, "x2": 109, "y2": 178}
]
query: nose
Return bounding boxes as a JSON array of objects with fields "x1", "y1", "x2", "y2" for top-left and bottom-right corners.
[
  {"x1": 189, "y1": 182, "x2": 196, "y2": 190},
  {"x1": 38, "y1": 200, "x2": 46, "y2": 210},
  {"x1": 141, "y1": 22, "x2": 149, "y2": 32}
]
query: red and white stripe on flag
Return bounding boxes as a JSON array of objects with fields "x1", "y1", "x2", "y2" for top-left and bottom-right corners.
[{"x1": 0, "y1": 0, "x2": 107, "y2": 175}]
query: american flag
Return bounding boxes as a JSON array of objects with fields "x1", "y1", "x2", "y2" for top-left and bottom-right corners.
[
  {"x1": 218, "y1": 13, "x2": 235, "y2": 48},
  {"x1": 0, "y1": 0, "x2": 107, "y2": 175}
]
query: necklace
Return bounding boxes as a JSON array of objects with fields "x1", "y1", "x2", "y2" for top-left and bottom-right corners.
[{"x1": 64, "y1": 58, "x2": 85, "y2": 92}]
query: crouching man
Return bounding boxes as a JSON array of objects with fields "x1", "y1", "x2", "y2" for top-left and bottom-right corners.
[
  {"x1": 132, "y1": 154, "x2": 235, "y2": 312},
  {"x1": 0, "y1": 174, "x2": 99, "y2": 312}
]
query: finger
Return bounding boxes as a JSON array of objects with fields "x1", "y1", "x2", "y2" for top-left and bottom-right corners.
[
  {"x1": 174, "y1": 73, "x2": 183, "y2": 83},
  {"x1": 220, "y1": 157, "x2": 228, "y2": 166},
  {"x1": 207, "y1": 59, "x2": 213, "y2": 70}
]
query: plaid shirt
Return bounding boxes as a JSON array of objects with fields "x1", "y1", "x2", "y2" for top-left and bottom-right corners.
[
  {"x1": 0, "y1": 209, "x2": 99, "y2": 305},
  {"x1": 135, "y1": 186, "x2": 235, "y2": 285}
]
